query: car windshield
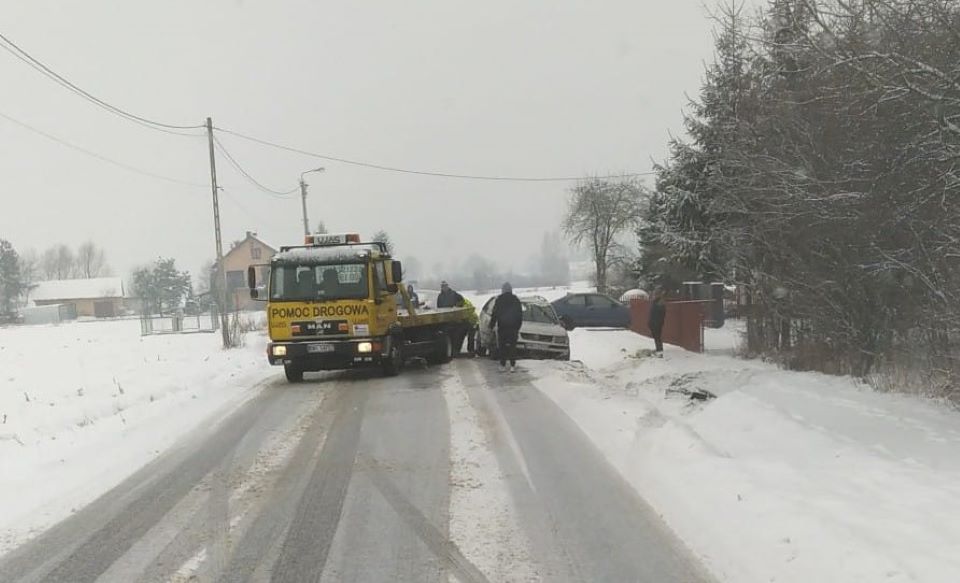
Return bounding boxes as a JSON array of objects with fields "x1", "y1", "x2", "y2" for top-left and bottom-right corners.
[
  {"x1": 522, "y1": 303, "x2": 559, "y2": 324},
  {"x1": 270, "y1": 263, "x2": 368, "y2": 301}
]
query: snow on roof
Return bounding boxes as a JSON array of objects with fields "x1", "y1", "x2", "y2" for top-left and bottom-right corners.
[
  {"x1": 31, "y1": 277, "x2": 124, "y2": 302},
  {"x1": 273, "y1": 244, "x2": 381, "y2": 265}
]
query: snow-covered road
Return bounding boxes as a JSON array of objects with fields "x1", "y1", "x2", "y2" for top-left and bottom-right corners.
[
  {"x1": 0, "y1": 321, "x2": 711, "y2": 582},
  {"x1": 3, "y1": 315, "x2": 958, "y2": 582}
]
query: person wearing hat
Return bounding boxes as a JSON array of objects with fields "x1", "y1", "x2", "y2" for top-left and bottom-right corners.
[
  {"x1": 437, "y1": 281, "x2": 465, "y2": 309},
  {"x1": 489, "y1": 282, "x2": 523, "y2": 372}
]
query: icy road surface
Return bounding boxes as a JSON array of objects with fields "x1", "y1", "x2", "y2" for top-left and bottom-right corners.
[{"x1": 0, "y1": 358, "x2": 712, "y2": 583}]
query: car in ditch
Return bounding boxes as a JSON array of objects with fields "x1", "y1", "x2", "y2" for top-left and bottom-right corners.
[
  {"x1": 551, "y1": 292, "x2": 631, "y2": 329},
  {"x1": 477, "y1": 295, "x2": 570, "y2": 360}
]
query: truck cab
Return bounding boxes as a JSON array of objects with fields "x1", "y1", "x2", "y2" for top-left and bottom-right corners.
[{"x1": 250, "y1": 233, "x2": 471, "y2": 382}]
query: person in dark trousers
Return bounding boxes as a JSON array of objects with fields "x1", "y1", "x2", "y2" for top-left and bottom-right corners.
[
  {"x1": 648, "y1": 288, "x2": 667, "y2": 357},
  {"x1": 437, "y1": 281, "x2": 464, "y2": 308},
  {"x1": 489, "y1": 282, "x2": 523, "y2": 372}
]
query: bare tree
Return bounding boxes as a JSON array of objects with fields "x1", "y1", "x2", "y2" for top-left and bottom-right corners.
[
  {"x1": 372, "y1": 229, "x2": 394, "y2": 254},
  {"x1": 41, "y1": 244, "x2": 75, "y2": 280},
  {"x1": 18, "y1": 249, "x2": 40, "y2": 303},
  {"x1": 76, "y1": 241, "x2": 109, "y2": 278},
  {"x1": 563, "y1": 177, "x2": 642, "y2": 293}
]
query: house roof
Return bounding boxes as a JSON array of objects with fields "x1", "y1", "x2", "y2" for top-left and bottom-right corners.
[
  {"x1": 223, "y1": 232, "x2": 277, "y2": 262},
  {"x1": 31, "y1": 277, "x2": 125, "y2": 302}
]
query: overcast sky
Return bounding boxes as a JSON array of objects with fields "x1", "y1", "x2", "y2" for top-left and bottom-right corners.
[{"x1": 1, "y1": 0, "x2": 724, "y2": 282}]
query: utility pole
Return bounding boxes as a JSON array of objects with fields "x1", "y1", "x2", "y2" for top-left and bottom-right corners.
[
  {"x1": 299, "y1": 177, "x2": 310, "y2": 237},
  {"x1": 299, "y1": 167, "x2": 324, "y2": 237},
  {"x1": 206, "y1": 117, "x2": 232, "y2": 349}
]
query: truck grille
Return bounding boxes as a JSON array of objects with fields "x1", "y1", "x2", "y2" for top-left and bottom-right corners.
[{"x1": 521, "y1": 333, "x2": 555, "y2": 343}]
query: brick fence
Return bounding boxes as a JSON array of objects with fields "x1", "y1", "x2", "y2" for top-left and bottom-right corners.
[{"x1": 629, "y1": 299, "x2": 708, "y2": 353}]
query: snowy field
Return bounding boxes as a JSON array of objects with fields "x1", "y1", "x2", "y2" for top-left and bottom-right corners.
[
  {"x1": 0, "y1": 319, "x2": 274, "y2": 553},
  {"x1": 538, "y1": 323, "x2": 960, "y2": 583}
]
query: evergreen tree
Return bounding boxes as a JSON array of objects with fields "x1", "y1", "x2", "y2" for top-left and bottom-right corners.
[
  {"x1": 641, "y1": 5, "x2": 753, "y2": 283},
  {"x1": 0, "y1": 240, "x2": 22, "y2": 314},
  {"x1": 133, "y1": 258, "x2": 192, "y2": 316}
]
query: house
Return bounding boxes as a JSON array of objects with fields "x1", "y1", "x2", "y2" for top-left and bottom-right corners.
[
  {"x1": 216, "y1": 231, "x2": 277, "y2": 311},
  {"x1": 31, "y1": 277, "x2": 125, "y2": 318}
]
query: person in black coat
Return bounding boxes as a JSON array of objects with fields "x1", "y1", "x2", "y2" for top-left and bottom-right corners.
[
  {"x1": 437, "y1": 281, "x2": 465, "y2": 309},
  {"x1": 489, "y1": 282, "x2": 523, "y2": 371},
  {"x1": 648, "y1": 288, "x2": 667, "y2": 357}
]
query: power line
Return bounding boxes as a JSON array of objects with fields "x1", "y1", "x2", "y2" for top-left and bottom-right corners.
[
  {"x1": 220, "y1": 187, "x2": 295, "y2": 231},
  {"x1": 0, "y1": 109, "x2": 209, "y2": 188},
  {"x1": 212, "y1": 136, "x2": 299, "y2": 197},
  {"x1": 214, "y1": 126, "x2": 657, "y2": 182},
  {"x1": 0, "y1": 30, "x2": 205, "y2": 135}
]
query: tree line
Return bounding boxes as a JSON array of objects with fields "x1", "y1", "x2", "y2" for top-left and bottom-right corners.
[
  {"x1": 636, "y1": 0, "x2": 960, "y2": 387},
  {"x1": 0, "y1": 239, "x2": 112, "y2": 315}
]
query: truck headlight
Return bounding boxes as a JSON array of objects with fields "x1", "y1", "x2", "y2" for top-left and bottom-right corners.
[
  {"x1": 272, "y1": 345, "x2": 287, "y2": 357},
  {"x1": 357, "y1": 342, "x2": 373, "y2": 353}
]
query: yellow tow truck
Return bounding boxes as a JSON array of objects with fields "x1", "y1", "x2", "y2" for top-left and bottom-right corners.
[{"x1": 248, "y1": 233, "x2": 472, "y2": 382}]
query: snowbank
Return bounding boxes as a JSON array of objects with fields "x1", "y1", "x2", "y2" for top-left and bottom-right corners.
[
  {"x1": 0, "y1": 319, "x2": 274, "y2": 554},
  {"x1": 530, "y1": 324, "x2": 960, "y2": 583}
]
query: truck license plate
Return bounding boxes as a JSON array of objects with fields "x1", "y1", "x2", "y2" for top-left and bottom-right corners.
[{"x1": 307, "y1": 343, "x2": 335, "y2": 354}]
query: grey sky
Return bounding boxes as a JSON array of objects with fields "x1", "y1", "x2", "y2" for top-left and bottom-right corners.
[{"x1": 1, "y1": 0, "x2": 719, "y2": 282}]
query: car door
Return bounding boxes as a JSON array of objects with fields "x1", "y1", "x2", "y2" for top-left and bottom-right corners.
[
  {"x1": 479, "y1": 297, "x2": 497, "y2": 347},
  {"x1": 587, "y1": 294, "x2": 630, "y2": 328},
  {"x1": 556, "y1": 294, "x2": 589, "y2": 327}
]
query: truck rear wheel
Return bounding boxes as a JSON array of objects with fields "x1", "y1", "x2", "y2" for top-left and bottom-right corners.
[
  {"x1": 428, "y1": 332, "x2": 453, "y2": 365},
  {"x1": 284, "y1": 363, "x2": 304, "y2": 383}
]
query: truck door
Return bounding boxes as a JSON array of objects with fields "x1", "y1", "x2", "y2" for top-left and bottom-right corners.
[{"x1": 372, "y1": 261, "x2": 396, "y2": 331}]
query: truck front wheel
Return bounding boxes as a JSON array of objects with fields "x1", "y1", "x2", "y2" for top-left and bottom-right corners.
[
  {"x1": 284, "y1": 363, "x2": 304, "y2": 383},
  {"x1": 382, "y1": 341, "x2": 402, "y2": 377}
]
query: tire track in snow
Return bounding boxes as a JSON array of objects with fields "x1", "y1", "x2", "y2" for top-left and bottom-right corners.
[{"x1": 443, "y1": 369, "x2": 540, "y2": 582}]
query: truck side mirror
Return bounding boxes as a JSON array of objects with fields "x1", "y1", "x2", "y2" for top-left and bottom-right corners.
[
  {"x1": 391, "y1": 261, "x2": 403, "y2": 284},
  {"x1": 247, "y1": 265, "x2": 257, "y2": 289},
  {"x1": 250, "y1": 288, "x2": 259, "y2": 300}
]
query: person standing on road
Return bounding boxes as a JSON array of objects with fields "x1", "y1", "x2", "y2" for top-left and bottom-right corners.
[
  {"x1": 438, "y1": 281, "x2": 471, "y2": 353},
  {"x1": 649, "y1": 288, "x2": 667, "y2": 357},
  {"x1": 437, "y1": 281, "x2": 465, "y2": 308},
  {"x1": 489, "y1": 282, "x2": 523, "y2": 372},
  {"x1": 462, "y1": 297, "x2": 479, "y2": 356}
]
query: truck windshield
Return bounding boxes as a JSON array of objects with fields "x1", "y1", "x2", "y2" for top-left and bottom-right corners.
[{"x1": 270, "y1": 263, "x2": 369, "y2": 301}]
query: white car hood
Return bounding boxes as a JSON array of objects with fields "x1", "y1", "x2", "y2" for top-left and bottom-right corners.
[{"x1": 520, "y1": 321, "x2": 567, "y2": 338}]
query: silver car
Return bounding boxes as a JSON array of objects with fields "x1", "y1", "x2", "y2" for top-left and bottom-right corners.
[{"x1": 477, "y1": 295, "x2": 570, "y2": 360}]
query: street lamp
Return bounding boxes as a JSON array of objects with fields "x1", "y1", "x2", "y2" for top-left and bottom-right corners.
[{"x1": 299, "y1": 167, "x2": 325, "y2": 236}]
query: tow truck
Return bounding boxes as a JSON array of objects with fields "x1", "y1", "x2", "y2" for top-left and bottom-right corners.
[{"x1": 248, "y1": 233, "x2": 473, "y2": 382}]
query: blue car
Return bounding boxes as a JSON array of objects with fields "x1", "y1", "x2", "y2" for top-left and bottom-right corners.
[{"x1": 551, "y1": 292, "x2": 631, "y2": 329}]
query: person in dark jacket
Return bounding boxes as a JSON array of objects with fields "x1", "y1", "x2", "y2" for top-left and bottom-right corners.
[
  {"x1": 437, "y1": 281, "x2": 465, "y2": 309},
  {"x1": 648, "y1": 288, "x2": 667, "y2": 357},
  {"x1": 489, "y1": 282, "x2": 523, "y2": 372}
]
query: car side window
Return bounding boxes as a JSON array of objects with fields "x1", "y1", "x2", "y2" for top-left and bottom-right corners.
[
  {"x1": 565, "y1": 295, "x2": 588, "y2": 307},
  {"x1": 594, "y1": 295, "x2": 621, "y2": 308}
]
